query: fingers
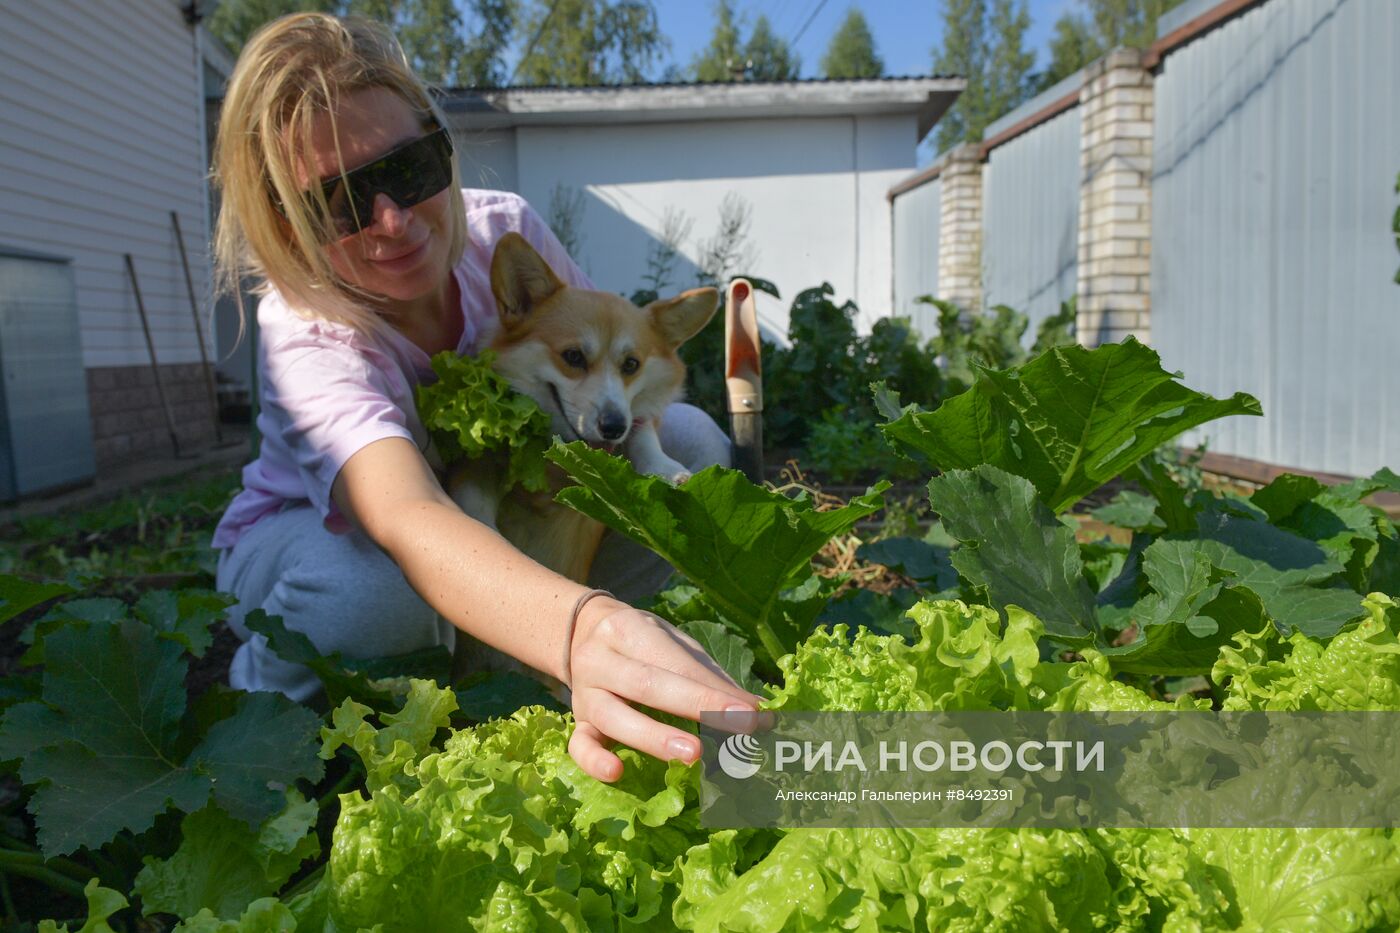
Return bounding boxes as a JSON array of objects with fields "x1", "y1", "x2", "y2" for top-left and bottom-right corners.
[
  {"x1": 566, "y1": 604, "x2": 769, "y2": 782},
  {"x1": 575, "y1": 690, "x2": 703, "y2": 769},
  {"x1": 568, "y1": 721, "x2": 624, "y2": 783},
  {"x1": 577, "y1": 608, "x2": 762, "y2": 707},
  {"x1": 576, "y1": 651, "x2": 752, "y2": 725}
]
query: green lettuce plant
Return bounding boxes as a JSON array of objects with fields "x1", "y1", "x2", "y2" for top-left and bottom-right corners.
[{"x1": 416, "y1": 350, "x2": 554, "y2": 494}]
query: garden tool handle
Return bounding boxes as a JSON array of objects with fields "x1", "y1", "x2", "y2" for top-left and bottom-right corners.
[{"x1": 725, "y1": 279, "x2": 763, "y2": 484}]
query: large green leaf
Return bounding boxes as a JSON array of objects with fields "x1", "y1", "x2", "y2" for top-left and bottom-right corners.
[
  {"x1": 677, "y1": 619, "x2": 762, "y2": 694},
  {"x1": 453, "y1": 670, "x2": 567, "y2": 721},
  {"x1": 133, "y1": 589, "x2": 236, "y2": 658},
  {"x1": 881, "y1": 338, "x2": 1262, "y2": 512},
  {"x1": 1100, "y1": 540, "x2": 1268, "y2": 675},
  {"x1": 548, "y1": 442, "x2": 886, "y2": 666},
  {"x1": 1252, "y1": 469, "x2": 1400, "y2": 592},
  {"x1": 0, "y1": 621, "x2": 323, "y2": 855},
  {"x1": 190, "y1": 692, "x2": 325, "y2": 826},
  {"x1": 0, "y1": 575, "x2": 72, "y2": 625},
  {"x1": 242, "y1": 611, "x2": 395, "y2": 708},
  {"x1": 855, "y1": 532, "x2": 960, "y2": 591},
  {"x1": 133, "y1": 792, "x2": 319, "y2": 921},
  {"x1": 926, "y1": 466, "x2": 1098, "y2": 643},
  {"x1": 1178, "y1": 509, "x2": 1365, "y2": 638},
  {"x1": 1091, "y1": 490, "x2": 1166, "y2": 534}
]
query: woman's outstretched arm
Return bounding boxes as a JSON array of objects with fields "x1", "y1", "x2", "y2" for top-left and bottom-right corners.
[{"x1": 331, "y1": 435, "x2": 761, "y2": 782}]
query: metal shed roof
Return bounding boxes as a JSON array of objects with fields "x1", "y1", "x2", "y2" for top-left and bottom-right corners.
[{"x1": 439, "y1": 76, "x2": 965, "y2": 142}]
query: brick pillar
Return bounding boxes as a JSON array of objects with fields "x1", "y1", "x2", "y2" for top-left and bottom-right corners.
[
  {"x1": 936, "y1": 143, "x2": 984, "y2": 311},
  {"x1": 1077, "y1": 47, "x2": 1154, "y2": 346}
]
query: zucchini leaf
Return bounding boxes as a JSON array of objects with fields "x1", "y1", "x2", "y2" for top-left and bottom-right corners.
[
  {"x1": 0, "y1": 620, "x2": 322, "y2": 855},
  {"x1": 549, "y1": 441, "x2": 886, "y2": 667},
  {"x1": 1100, "y1": 539, "x2": 1268, "y2": 675},
  {"x1": 882, "y1": 338, "x2": 1261, "y2": 513},
  {"x1": 926, "y1": 465, "x2": 1098, "y2": 644}
]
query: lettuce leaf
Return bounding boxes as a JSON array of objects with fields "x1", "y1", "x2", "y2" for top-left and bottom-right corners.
[
  {"x1": 1214, "y1": 593, "x2": 1400, "y2": 711},
  {"x1": 311, "y1": 685, "x2": 723, "y2": 932},
  {"x1": 37, "y1": 879, "x2": 126, "y2": 933},
  {"x1": 1185, "y1": 828, "x2": 1400, "y2": 930},
  {"x1": 416, "y1": 350, "x2": 554, "y2": 494}
]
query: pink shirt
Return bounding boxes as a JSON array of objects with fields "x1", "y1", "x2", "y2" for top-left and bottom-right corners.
[{"x1": 211, "y1": 189, "x2": 593, "y2": 550}]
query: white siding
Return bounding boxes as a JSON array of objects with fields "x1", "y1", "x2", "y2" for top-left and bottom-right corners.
[
  {"x1": 0, "y1": 0, "x2": 212, "y2": 369},
  {"x1": 503, "y1": 114, "x2": 912, "y2": 338}
]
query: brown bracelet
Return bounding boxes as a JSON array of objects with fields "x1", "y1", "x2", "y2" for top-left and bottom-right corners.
[{"x1": 562, "y1": 588, "x2": 614, "y2": 689}]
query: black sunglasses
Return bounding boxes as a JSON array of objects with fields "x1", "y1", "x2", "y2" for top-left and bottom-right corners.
[{"x1": 280, "y1": 126, "x2": 455, "y2": 239}]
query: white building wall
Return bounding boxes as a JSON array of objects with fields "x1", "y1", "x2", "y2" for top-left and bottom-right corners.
[
  {"x1": 853, "y1": 115, "x2": 911, "y2": 330},
  {"x1": 0, "y1": 0, "x2": 212, "y2": 369},
  {"x1": 892, "y1": 175, "x2": 940, "y2": 334},
  {"x1": 506, "y1": 115, "x2": 912, "y2": 338},
  {"x1": 458, "y1": 128, "x2": 518, "y2": 192}
]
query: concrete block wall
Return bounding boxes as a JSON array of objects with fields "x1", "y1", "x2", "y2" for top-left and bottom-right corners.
[
  {"x1": 86, "y1": 364, "x2": 219, "y2": 467},
  {"x1": 1076, "y1": 48, "x2": 1154, "y2": 346}
]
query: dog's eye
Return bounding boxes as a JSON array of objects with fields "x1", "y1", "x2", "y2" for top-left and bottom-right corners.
[
  {"x1": 561, "y1": 348, "x2": 587, "y2": 370},
  {"x1": 620, "y1": 357, "x2": 640, "y2": 376}
]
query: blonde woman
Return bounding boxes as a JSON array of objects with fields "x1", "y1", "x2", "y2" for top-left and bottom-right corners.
[{"x1": 210, "y1": 12, "x2": 757, "y2": 782}]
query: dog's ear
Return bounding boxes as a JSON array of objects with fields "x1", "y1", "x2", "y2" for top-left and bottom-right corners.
[
  {"x1": 649, "y1": 287, "x2": 719, "y2": 348},
  {"x1": 490, "y1": 232, "x2": 565, "y2": 326}
]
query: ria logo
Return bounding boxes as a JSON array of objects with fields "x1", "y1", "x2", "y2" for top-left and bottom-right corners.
[{"x1": 718, "y1": 733, "x2": 765, "y2": 779}]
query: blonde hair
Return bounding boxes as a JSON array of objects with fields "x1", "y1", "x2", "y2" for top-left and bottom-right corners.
[{"x1": 212, "y1": 12, "x2": 466, "y2": 342}]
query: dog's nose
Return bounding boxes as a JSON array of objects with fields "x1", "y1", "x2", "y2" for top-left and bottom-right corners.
[{"x1": 597, "y1": 409, "x2": 629, "y2": 441}]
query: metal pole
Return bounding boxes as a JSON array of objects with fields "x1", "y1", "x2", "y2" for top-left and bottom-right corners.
[
  {"x1": 724, "y1": 279, "x2": 763, "y2": 484},
  {"x1": 171, "y1": 210, "x2": 224, "y2": 444},
  {"x1": 123, "y1": 254, "x2": 182, "y2": 457}
]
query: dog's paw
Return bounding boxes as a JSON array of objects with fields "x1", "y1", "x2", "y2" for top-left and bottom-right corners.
[{"x1": 634, "y1": 451, "x2": 691, "y2": 485}]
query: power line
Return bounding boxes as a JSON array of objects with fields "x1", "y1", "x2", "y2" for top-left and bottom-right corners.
[
  {"x1": 789, "y1": 0, "x2": 829, "y2": 49},
  {"x1": 507, "y1": 0, "x2": 564, "y2": 87},
  {"x1": 782, "y1": 0, "x2": 815, "y2": 39}
]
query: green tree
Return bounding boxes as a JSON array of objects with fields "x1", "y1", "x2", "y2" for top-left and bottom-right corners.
[
  {"x1": 820, "y1": 8, "x2": 884, "y2": 79},
  {"x1": 744, "y1": 15, "x2": 800, "y2": 80},
  {"x1": 1039, "y1": 0, "x2": 1187, "y2": 90},
  {"x1": 207, "y1": 0, "x2": 516, "y2": 87},
  {"x1": 445, "y1": 0, "x2": 517, "y2": 86},
  {"x1": 932, "y1": 0, "x2": 1034, "y2": 151},
  {"x1": 344, "y1": 0, "x2": 517, "y2": 86},
  {"x1": 691, "y1": 0, "x2": 745, "y2": 81},
  {"x1": 1040, "y1": 13, "x2": 1100, "y2": 89},
  {"x1": 513, "y1": 0, "x2": 666, "y2": 85},
  {"x1": 691, "y1": 2, "x2": 798, "y2": 81},
  {"x1": 207, "y1": 0, "x2": 338, "y2": 53},
  {"x1": 985, "y1": 0, "x2": 1034, "y2": 119},
  {"x1": 932, "y1": 0, "x2": 986, "y2": 150}
]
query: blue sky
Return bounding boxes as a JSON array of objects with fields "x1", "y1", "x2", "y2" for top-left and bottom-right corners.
[{"x1": 650, "y1": 0, "x2": 1079, "y2": 80}]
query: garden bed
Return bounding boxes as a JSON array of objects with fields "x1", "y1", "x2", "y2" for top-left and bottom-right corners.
[{"x1": 3, "y1": 334, "x2": 1398, "y2": 931}]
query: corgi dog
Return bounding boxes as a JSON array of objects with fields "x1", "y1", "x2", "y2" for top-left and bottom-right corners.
[{"x1": 445, "y1": 232, "x2": 719, "y2": 585}]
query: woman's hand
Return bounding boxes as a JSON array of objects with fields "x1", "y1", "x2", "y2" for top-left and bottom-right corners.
[{"x1": 566, "y1": 596, "x2": 763, "y2": 782}]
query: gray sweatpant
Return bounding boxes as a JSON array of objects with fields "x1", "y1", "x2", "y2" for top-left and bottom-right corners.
[{"x1": 216, "y1": 403, "x2": 731, "y2": 701}]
